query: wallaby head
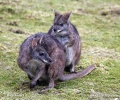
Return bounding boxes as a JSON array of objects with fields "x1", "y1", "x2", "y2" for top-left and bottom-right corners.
[
  {"x1": 31, "y1": 36, "x2": 52, "y2": 65},
  {"x1": 52, "y1": 11, "x2": 72, "y2": 36}
]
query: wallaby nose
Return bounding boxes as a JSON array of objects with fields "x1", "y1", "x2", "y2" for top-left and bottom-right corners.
[
  {"x1": 49, "y1": 59, "x2": 53, "y2": 63},
  {"x1": 48, "y1": 57, "x2": 53, "y2": 64},
  {"x1": 53, "y1": 29, "x2": 57, "y2": 32}
]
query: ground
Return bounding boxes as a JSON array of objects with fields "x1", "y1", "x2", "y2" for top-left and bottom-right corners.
[{"x1": 0, "y1": 0, "x2": 120, "y2": 100}]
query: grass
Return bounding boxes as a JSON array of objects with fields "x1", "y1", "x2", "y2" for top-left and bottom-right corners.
[{"x1": 0, "y1": 0, "x2": 120, "y2": 100}]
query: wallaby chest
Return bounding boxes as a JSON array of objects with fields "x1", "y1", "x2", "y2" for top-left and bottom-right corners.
[
  {"x1": 65, "y1": 47, "x2": 74, "y2": 66},
  {"x1": 56, "y1": 35, "x2": 69, "y2": 46},
  {"x1": 56, "y1": 35, "x2": 74, "y2": 66}
]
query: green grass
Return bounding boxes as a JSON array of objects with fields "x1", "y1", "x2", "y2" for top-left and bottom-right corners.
[{"x1": 0, "y1": 0, "x2": 120, "y2": 100}]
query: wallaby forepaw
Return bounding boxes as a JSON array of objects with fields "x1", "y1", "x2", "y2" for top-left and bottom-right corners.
[{"x1": 30, "y1": 82, "x2": 37, "y2": 89}]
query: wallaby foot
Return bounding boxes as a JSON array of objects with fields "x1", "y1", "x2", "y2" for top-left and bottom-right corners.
[
  {"x1": 30, "y1": 80, "x2": 44, "y2": 89},
  {"x1": 65, "y1": 63, "x2": 76, "y2": 73},
  {"x1": 39, "y1": 78, "x2": 55, "y2": 93},
  {"x1": 70, "y1": 66, "x2": 75, "y2": 73},
  {"x1": 39, "y1": 86, "x2": 53, "y2": 94}
]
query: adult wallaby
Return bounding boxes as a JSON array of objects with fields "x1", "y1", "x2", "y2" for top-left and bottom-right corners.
[
  {"x1": 17, "y1": 33, "x2": 95, "y2": 91},
  {"x1": 17, "y1": 33, "x2": 53, "y2": 88},
  {"x1": 48, "y1": 11, "x2": 81, "y2": 73}
]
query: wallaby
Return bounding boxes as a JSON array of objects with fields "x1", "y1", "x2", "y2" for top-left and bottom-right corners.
[
  {"x1": 17, "y1": 33, "x2": 53, "y2": 88},
  {"x1": 48, "y1": 11, "x2": 81, "y2": 73},
  {"x1": 17, "y1": 33, "x2": 95, "y2": 92}
]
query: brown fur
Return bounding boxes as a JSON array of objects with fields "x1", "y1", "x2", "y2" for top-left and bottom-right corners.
[
  {"x1": 17, "y1": 33, "x2": 95, "y2": 92},
  {"x1": 48, "y1": 11, "x2": 81, "y2": 72}
]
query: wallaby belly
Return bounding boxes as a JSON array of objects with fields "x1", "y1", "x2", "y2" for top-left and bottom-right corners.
[
  {"x1": 56, "y1": 36, "x2": 74, "y2": 66},
  {"x1": 65, "y1": 47, "x2": 74, "y2": 66}
]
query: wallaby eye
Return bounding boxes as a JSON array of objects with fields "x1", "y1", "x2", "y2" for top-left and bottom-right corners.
[
  {"x1": 59, "y1": 23, "x2": 63, "y2": 26},
  {"x1": 39, "y1": 52, "x2": 44, "y2": 56}
]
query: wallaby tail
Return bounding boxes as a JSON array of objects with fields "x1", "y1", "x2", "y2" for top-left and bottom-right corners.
[{"x1": 59, "y1": 64, "x2": 96, "y2": 81}]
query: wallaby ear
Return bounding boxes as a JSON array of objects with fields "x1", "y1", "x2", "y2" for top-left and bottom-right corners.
[
  {"x1": 54, "y1": 10, "x2": 60, "y2": 17},
  {"x1": 64, "y1": 12, "x2": 72, "y2": 21},
  {"x1": 31, "y1": 38, "x2": 38, "y2": 48}
]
